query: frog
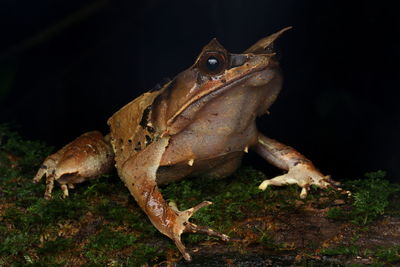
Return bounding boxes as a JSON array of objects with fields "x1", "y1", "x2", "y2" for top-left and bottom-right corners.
[{"x1": 33, "y1": 27, "x2": 338, "y2": 261}]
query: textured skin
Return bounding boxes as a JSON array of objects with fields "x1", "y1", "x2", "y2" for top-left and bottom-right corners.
[
  {"x1": 34, "y1": 27, "x2": 337, "y2": 261},
  {"x1": 33, "y1": 131, "x2": 114, "y2": 199}
]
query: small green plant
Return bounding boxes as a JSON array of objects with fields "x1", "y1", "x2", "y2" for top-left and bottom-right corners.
[
  {"x1": 374, "y1": 246, "x2": 400, "y2": 264},
  {"x1": 350, "y1": 171, "x2": 396, "y2": 224},
  {"x1": 327, "y1": 171, "x2": 400, "y2": 225}
]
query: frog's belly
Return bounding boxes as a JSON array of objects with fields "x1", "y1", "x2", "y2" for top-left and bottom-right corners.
[
  {"x1": 159, "y1": 119, "x2": 258, "y2": 166},
  {"x1": 156, "y1": 151, "x2": 243, "y2": 185}
]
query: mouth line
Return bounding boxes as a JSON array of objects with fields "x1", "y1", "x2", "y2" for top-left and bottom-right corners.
[{"x1": 167, "y1": 64, "x2": 269, "y2": 126}]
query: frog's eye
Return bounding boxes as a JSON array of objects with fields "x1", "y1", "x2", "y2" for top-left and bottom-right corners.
[
  {"x1": 206, "y1": 56, "x2": 219, "y2": 71},
  {"x1": 199, "y1": 52, "x2": 227, "y2": 75}
]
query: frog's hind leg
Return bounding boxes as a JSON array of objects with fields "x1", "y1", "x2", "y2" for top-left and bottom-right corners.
[{"x1": 253, "y1": 133, "x2": 340, "y2": 198}]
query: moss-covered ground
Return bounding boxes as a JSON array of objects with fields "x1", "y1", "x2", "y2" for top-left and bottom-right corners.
[{"x1": 1, "y1": 124, "x2": 399, "y2": 266}]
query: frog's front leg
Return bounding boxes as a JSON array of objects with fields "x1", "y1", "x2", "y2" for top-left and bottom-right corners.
[
  {"x1": 33, "y1": 131, "x2": 114, "y2": 199},
  {"x1": 253, "y1": 133, "x2": 338, "y2": 198},
  {"x1": 120, "y1": 137, "x2": 228, "y2": 261}
]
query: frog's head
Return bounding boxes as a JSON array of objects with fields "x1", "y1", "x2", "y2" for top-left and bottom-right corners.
[{"x1": 152, "y1": 27, "x2": 292, "y2": 134}]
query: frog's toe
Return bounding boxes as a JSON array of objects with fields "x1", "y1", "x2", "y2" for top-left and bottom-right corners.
[
  {"x1": 44, "y1": 174, "x2": 55, "y2": 200},
  {"x1": 33, "y1": 166, "x2": 46, "y2": 184},
  {"x1": 60, "y1": 184, "x2": 69, "y2": 198},
  {"x1": 184, "y1": 222, "x2": 229, "y2": 241},
  {"x1": 172, "y1": 235, "x2": 192, "y2": 261}
]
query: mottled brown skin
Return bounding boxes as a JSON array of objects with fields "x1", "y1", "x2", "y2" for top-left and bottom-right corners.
[
  {"x1": 33, "y1": 131, "x2": 114, "y2": 199},
  {"x1": 33, "y1": 27, "x2": 337, "y2": 261}
]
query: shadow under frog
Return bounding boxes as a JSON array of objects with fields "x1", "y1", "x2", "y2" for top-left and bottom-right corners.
[{"x1": 33, "y1": 27, "x2": 338, "y2": 261}]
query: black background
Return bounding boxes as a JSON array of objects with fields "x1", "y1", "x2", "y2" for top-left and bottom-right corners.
[{"x1": 1, "y1": 0, "x2": 399, "y2": 182}]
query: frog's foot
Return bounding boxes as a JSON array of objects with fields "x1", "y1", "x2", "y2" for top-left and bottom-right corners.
[
  {"x1": 33, "y1": 160, "x2": 57, "y2": 200},
  {"x1": 258, "y1": 164, "x2": 339, "y2": 199},
  {"x1": 171, "y1": 201, "x2": 229, "y2": 261},
  {"x1": 33, "y1": 160, "x2": 72, "y2": 199}
]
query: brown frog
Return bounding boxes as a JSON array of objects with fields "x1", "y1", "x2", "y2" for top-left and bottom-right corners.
[{"x1": 33, "y1": 27, "x2": 337, "y2": 261}]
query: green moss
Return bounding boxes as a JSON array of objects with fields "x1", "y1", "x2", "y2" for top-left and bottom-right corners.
[
  {"x1": 374, "y1": 246, "x2": 400, "y2": 264},
  {"x1": 95, "y1": 199, "x2": 134, "y2": 223},
  {"x1": 85, "y1": 228, "x2": 137, "y2": 251},
  {"x1": 161, "y1": 166, "x2": 268, "y2": 233},
  {"x1": 83, "y1": 228, "x2": 138, "y2": 265},
  {"x1": 321, "y1": 245, "x2": 400, "y2": 266},
  {"x1": 27, "y1": 196, "x2": 88, "y2": 225},
  {"x1": 94, "y1": 198, "x2": 156, "y2": 236},
  {"x1": 327, "y1": 171, "x2": 400, "y2": 225},
  {"x1": 1, "y1": 124, "x2": 399, "y2": 265},
  {"x1": 321, "y1": 245, "x2": 360, "y2": 256},
  {"x1": 349, "y1": 171, "x2": 398, "y2": 225},
  {"x1": 37, "y1": 237, "x2": 73, "y2": 255},
  {"x1": 0, "y1": 124, "x2": 53, "y2": 176},
  {"x1": 0, "y1": 231, "x2": 36, "y2": 256},
  {"x1": 326, "y1": 207, "x2": 346, "y2": 220},
  {"x1": 125, "y1": 243, "x2": 164, "y2": 266}
]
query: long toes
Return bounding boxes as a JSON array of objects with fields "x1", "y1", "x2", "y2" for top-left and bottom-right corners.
[
  {"x1": 184, "y1": 222, "x2": 229, "y2": 241},
  {"x1": 190, "y1": 201, "x2": 212, "y2": 214},
  {"x1": 182, "y1": 201, "x2": 212, "y2": 219},
  {"x1": 173, "y1": 236, "x2": 192, "y2": 261}
]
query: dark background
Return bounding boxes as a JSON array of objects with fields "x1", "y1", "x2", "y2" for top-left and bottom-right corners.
[{"x1": 0, "y1": 0, "x2": 399, "y2": 182}]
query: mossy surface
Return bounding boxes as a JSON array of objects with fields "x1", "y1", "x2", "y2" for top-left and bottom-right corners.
[{"x1": 0, "y1": 124, "x2": 399, "y2": 266}]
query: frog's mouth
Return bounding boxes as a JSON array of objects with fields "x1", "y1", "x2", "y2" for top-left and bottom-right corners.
[{"x1": 167, "y1": 61, "x2": 278, "y2": 128}]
